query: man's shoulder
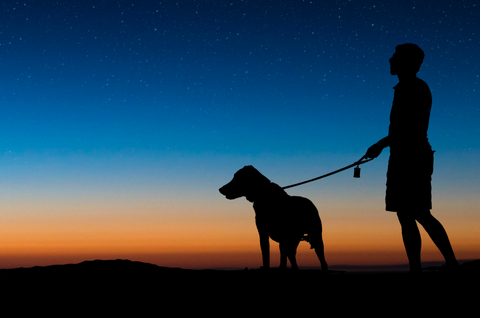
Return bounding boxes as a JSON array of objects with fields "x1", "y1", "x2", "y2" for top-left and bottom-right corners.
[
  {"x1": 404, "y1": 77, "x2": 431, "y2": 94},
  {"x1": 412, "y1": 77, "x2": 430, "y2": 89}
]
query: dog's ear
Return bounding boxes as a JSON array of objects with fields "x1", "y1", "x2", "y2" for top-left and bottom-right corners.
[
  {"x1": 236, "y1": 165, "x2": 255, "y2": 176},
  {"x1": 244, "y1": 166, "x2": 271, "y2": 184}
]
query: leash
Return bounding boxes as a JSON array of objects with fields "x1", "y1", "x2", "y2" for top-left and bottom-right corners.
[{"x1": 281, "y1": 157, "x2": 374, "y2": 190}]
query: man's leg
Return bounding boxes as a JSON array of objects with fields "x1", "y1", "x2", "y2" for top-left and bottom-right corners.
[
  {"x1": 415, "y1": 211, "x2": 458, "y2": 267},
  {"x1": 397, "y1": 211, "x2": 422, "y2": 273}
]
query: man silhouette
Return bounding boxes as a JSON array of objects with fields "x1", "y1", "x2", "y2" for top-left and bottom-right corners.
[{"x1": 363, "y1": 43, "x2": 458, "y2": 273}]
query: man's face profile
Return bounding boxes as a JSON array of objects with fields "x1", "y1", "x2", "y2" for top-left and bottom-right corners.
[{"x1": 389, "y1": 52, "x2": 402, "y2": 76}]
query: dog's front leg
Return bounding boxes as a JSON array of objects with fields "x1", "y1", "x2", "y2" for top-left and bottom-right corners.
[{"x1": 259, "y1": 233, "x2": 270, "y2": 269}]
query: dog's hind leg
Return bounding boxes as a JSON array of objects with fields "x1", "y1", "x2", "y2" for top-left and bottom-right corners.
[
  {"x1": 279, "y1": 241, "x2": 300, "y2": 270},
  {"x1": 313, "y1": 238, "x2": 328, "y2": 271}
]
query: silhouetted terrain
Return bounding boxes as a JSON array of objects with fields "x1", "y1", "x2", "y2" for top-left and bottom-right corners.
[{"x1": 1, "y1": 259, "x2": 478, "y2": 313}]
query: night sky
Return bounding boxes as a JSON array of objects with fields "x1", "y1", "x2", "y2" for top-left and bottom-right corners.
[{"x1": 1, "y1": 1, "x2": 479, "y2": 269}]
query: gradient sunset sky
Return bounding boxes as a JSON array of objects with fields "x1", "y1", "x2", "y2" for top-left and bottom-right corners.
[{"x1": 1, "y1": 0, "x2": 479, "y2": 269}]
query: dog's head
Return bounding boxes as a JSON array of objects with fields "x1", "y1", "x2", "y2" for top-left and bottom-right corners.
[{"x1": 219, "y1": 165, "x2": 271, "y2": 202}]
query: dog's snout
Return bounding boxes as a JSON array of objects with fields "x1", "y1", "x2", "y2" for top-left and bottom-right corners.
[
  {"x1": 219, "y1": 186, "x2": 226, "y2": 195},
  {"x1": 219, "y1": 181, "x2": 241, "y2": 200},
  {"x1": 219, "y1": 182, "x2": 231, "y2": 196}
]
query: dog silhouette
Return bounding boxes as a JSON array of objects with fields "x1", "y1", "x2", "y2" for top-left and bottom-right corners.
[{"x1": 219, "y1": 165, "x2": 328, "y2": 270}]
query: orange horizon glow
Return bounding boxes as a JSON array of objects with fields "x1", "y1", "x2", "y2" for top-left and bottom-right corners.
[{"x1": 1, "y1": 205, "x2": 478, "y2": 270}]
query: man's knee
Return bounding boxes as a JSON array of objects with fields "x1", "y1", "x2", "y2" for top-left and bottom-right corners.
[
  {"x1": 397, "y1": 210, "x2": 431, "y2": 223},
  {"x1": 415, "y1": 210, "x2": 441, "y2": 227},
  {"x1": 397, "y1": 211, "x2": 415, "y2": 225}
]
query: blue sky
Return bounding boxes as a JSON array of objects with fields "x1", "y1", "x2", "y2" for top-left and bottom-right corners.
[{"x1": 2, "y1": 1, "x2": 478, "y2": 155}]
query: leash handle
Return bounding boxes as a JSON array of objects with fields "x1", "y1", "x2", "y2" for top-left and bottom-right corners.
[{"x1": 281, "y1": 157, "x2": 373, "y2": 190}]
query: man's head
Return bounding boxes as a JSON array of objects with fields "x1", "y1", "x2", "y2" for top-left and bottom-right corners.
[{"x1": 389, "y1": 43, "x2": 425, "y2": 76}]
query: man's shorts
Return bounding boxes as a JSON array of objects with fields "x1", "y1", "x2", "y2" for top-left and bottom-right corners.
[{"x1": 385, "y1": 149, "x2": 434, "y2": 212}]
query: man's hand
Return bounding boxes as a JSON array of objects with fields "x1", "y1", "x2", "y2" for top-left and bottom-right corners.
[
  {"x1": 362, "y1": 137, "x2": 389, "y2": 160},
  {"x1": 363, "y1": 143, "x2": 384, "y2": 159}
]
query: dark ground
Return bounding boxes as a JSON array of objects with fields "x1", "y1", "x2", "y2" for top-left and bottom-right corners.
[{"x1": 1, "y1": 259, "x2": 478, "y2": 314}]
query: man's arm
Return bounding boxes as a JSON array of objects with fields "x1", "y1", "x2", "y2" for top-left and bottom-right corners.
[{"x1": 363, "y1": 136, "x2": 390, "y2": 159}]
